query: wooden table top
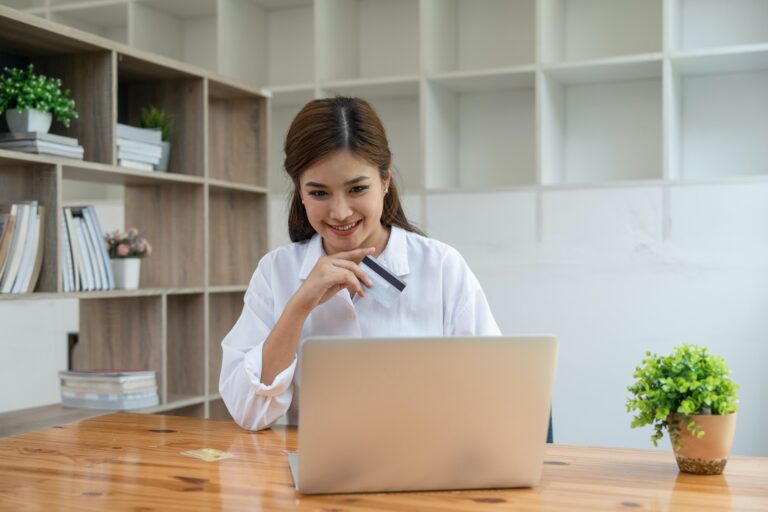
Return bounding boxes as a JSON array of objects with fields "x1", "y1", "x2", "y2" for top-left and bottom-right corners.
[{"x1": 0, "y1": 413, "x2": 766, "y2": 511}]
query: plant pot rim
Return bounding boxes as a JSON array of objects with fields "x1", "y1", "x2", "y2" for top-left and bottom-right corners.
[{"x1": 668, "y1": 412, "x2": 737, "y2": 420}]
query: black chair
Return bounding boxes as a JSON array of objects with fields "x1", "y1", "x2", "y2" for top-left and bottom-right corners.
[{"x1": 546, "y1": 411, "x2": 553, "y2": 444}]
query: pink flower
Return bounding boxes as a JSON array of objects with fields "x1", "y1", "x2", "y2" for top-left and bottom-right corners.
[{"x1": 116, "y1": 243, "x2": 130, "y2": 257}]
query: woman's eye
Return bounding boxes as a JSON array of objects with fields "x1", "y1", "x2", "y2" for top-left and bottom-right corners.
[
  {"x1": 350, "y1": 186, "x2": 369, "y2": 194},
  {"x1": 308, "y1": 190, "x2": 327, "y2": 197}
]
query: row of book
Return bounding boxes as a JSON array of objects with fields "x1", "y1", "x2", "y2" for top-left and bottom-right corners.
[
  {"x1": 61, "y1": 206, "x2": 114, "y2": 292},
  {"x1": 60, "y1": 370, "x2": 159, "y2": 410},
  {"x1": 0, "y1": 131, "x2": 84, "y2": 159},
  {"x1": 117, "y1": 123, "x2": 163, "y2": 171},
  {"x1": 0, "y1": 201, "x2": 45, "y2": 294}
]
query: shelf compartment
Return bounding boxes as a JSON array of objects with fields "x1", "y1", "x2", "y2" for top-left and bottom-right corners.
[
  {"x1": 125, "y1": 182, "x2": 204, "y2": 288},
  {"x1": 75, "y1": 295, "x2": 164, "y2": 397},
  {"x1": 166, "y1": 292, "x2": 205, "y2": 399},
  {"x1": 130, "y1": 0, "x2": 218, "y2": 71},
  {"x1": 218, "y1": 0, "x2": 313, "y2": 87},
  {"x1": 319, "y1": 79, "x2": 422, "y2": 191},
  {"x1": 208, "y1": 291, "x2": 244, "y2": 395},
  {"x1": 62, "y1": 161, "x2": 206, "y2": 186},
  {"x1": 0, "y1": 160, "x2": 59, "y2": 293},
  {"x1": 208, "y1": 80, "x2": 268, "y2": 187},
  {"x1": 209, "y1": 188, "x2": 267, "y2": 287},
  {"x1": 422, "y1": 0, "x2": 535, "y2": 74},
  {"x1": 540, "y1": 61, "x2": 663, "y2": 184},
  {"x1": 317, "y1": 0, "x2": 419, "y2": 82},
  {"x1": 0, "y1": 49, "x2": 115, "y2": 165},
  {"x1": 49, "y1": 2, "x2": 129, "y2": 45},
  {"x1": 670, "y1": 51, "x2": 768, "y2": 180},
  {"x1": 118, "y1": 57, "x2": 205, "y2": 177},
  {"x1": 671, "y1": 0, "x2": 768, "y2": 52},
  {"x1": 540, "y1": 0, "x2": 662, "y2": 63},
  {"x1": 160, "y1": 401, "x2": 205, "y2": 418},
  {"x1": 425, "y1": 71, "x2": 536, "y2": 189},
  {"x1": 269, "y1": 88, "x2": 315, "y2": 195}
]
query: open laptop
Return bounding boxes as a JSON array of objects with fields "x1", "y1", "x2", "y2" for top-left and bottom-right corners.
[{"x1": 287, "y1": 336, "x2": 559, "y2": 494}]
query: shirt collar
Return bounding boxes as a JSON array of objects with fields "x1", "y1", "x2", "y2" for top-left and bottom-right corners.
[{"x1": 298, "y1": 225, "x2": 410, "y2": 280}]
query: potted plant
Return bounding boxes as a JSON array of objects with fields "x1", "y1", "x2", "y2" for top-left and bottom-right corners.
[
  {"x1": 140, "y1": 105, "x2": 173, "y2": 172},
  {"x1": 627, "y1": 344, "x2": 739, "y2": 475},
  {"x1": 105, "y1": 228, "x2": 152, "y2": 290},
  {"x1": 0, "y1": 64, "x2": 78, "y2": 133}
]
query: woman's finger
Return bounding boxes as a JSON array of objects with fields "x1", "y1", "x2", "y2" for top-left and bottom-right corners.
[{"x1": 330, "y1": 258, "x2": 374, "y2": 288}]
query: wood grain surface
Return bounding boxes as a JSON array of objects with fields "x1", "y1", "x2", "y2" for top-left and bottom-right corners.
[{"x1": 0, "y1": 413, "x2": 766, "y2": 511}]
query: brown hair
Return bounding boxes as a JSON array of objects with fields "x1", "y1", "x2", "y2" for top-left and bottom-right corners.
[{"x1": 283, "y1": 96, "x2": 423, "y2": 243}]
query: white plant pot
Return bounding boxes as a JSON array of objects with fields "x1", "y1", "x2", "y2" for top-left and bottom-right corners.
[
  {"x1": 5, "y1": 108, "x2": 53, "y2": 133},
  {"x1": 156, "y1": 140, "x2": 171, "y2": 172},
  {"x1": 111, "y1": 258, "x2": 141, "y2": 290}
]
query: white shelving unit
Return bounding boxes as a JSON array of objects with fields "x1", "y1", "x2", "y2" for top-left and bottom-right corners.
[{"x1": 5, "y1": 0, "x2": 765, "y2": 196}]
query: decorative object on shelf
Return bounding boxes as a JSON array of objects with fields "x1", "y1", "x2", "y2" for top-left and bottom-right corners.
[
  {"x1": 104, "y1": 227, "x2": 152, "y2": 290},
  {"x1": 0, "y1": 64, "x2": 78, "y2": 133},
  {"x1": 140, "y1": 105, "x2": 174, "y2": 172},
  {"x1": 627, "y1": 344, "x2": 739, "y2": 475},
  {"x1": 116, "y1": 122, "x2": 163, "y2": 171}
]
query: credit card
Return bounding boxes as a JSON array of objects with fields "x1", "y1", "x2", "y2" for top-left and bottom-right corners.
[{"x1": 359, "y1": 255, "x2": 406, "y2": 308}]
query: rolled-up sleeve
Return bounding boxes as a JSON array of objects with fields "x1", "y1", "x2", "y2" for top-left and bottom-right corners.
[{"x1": 219, "y1": 258, "x2": 297, "y2": 430}]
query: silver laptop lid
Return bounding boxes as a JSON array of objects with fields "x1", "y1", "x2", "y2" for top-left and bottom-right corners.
[{"x1": 295, "y1": 336, "x2": 558, "y2": 494}]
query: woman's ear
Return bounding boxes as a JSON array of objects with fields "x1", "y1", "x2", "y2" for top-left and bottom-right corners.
[{"x1": 383, "y1": 169, "x2": 392, "y2": 194}]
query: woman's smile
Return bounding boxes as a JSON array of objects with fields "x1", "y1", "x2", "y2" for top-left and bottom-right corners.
[{"x1": 326, "y1": 219, "x2": 362, "y2": 236}]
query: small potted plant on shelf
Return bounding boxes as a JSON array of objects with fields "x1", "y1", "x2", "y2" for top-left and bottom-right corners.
[
  {"x1": 0, "y1": 64, "x2": 78, "y2": 133},
  {"x1": 140, "y1": 105, "x2": 173, "y2": 172},
  {"x1": 105, "y1": 228, "x2": 152, "y2": 290},
  {"x1": 627, "y1": 344, "x2": 739, "y2": 475}
]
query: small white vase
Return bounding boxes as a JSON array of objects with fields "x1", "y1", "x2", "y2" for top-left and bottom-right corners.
[
  {"x1": 5, "y1": 108, "x2": 53, "y2": 133},
  {"x1": 156, "y1": 140, "x2": 171, "y2": 172},
  {"x1": 110, "y1": 258, "x2": 141, "y2": 290}
]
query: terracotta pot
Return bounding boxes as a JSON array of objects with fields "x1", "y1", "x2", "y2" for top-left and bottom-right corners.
[{"x1": 668, "y1": 413, "x2": 737, "y2": 475}]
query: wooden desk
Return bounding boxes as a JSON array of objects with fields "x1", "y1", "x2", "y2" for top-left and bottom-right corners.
[{"x1": 0, "y1": 413, "x2": 766, "y2": 511}]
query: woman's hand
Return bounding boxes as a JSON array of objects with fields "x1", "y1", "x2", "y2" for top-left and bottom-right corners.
[{"x1": 291, "y1": 247, "x2": 375, "y2": 313}]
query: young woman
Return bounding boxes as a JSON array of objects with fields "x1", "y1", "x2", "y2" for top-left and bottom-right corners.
[{"x1": 219, "y1": 97, "x2": 500, "y2": 431}]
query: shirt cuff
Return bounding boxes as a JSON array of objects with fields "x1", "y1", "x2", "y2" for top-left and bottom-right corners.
[{"x1": 242, "y1": 344, "x2": 297, "y2": 397}]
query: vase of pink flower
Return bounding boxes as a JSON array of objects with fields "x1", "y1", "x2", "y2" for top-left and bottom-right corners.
[{"x1": 104, "y1": 228, "x2": 152, "y2": 290}]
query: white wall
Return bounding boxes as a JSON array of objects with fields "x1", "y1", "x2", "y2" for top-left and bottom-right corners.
[{"x1": 426, "y1": 184, "x2": 768, "y2": 456}]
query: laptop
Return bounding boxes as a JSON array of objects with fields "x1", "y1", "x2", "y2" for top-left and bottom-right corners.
[{"x1": 287, "y1": 336, "x2": 559, "y2": 494}]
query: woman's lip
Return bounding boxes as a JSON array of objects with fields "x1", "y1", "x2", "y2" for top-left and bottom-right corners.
[{"x1": 326, "y1": 220, "x2": 361, "y2": 236}]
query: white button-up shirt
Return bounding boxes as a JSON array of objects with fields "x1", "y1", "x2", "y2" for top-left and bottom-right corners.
[{"x1": 219, "y1": 226, "x2": 501, "y2": 431}]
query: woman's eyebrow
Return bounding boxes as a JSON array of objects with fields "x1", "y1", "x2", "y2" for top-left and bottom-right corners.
[{"x1": 304, "y1": 176, "x2": 370, "y2": 188}]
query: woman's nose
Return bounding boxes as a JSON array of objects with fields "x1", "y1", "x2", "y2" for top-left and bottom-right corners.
[{"x1": 328, "y1": 197, "x2": 353, "y2": 220}]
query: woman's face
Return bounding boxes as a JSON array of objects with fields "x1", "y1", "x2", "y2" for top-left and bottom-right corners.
[{"x1": 299, "y1": 151, "x2": 390, "y2": 256}]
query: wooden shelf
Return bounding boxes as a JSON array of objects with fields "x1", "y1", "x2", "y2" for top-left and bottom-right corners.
[{"x1": 0, "y1": 7, "x2": 266, "y2": 431}]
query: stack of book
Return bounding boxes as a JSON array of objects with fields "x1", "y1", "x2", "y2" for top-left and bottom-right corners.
[
  {"x1": 59, "y1": 370, "x2": 159, "y2": 410},
  {"x1": 0, "y1": 132, "x2": 84, "y2": 159},
  {"x1": 0, "y1": 200, "x2": 46, "y2": 294},
  {"x1": 116, "y1": 123, "x2": 162, "y2": 170},
  {"x1": 60, "y1": 205, "x2": 114, "y2": 292}
]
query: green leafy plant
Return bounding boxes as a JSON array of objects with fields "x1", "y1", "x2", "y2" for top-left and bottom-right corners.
[
  {"x1": 627, "y1": 344, "x2": 738, "y2": 450},
  {"x1": 140, "y1": 105, "x2": 173, "y2": 142},
  {"x1": 0, "y1": 64, "x2": 78, "y2": 127}
]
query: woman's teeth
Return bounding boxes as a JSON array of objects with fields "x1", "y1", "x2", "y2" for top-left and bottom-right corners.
[{"x1": 333, "y1": 221, "x2": 358, "y2": 231}]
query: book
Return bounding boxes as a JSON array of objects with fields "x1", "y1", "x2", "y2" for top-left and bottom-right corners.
[
  {"x1": 0, "y1": 141, "x2": 85, "y2": 159},
  {"x1": 118, "y1": 159, "x2": 154, "y2": 171},
  {"x1": 61, "y1": 382, "x2": 157, "y2": 393},
  {"x1": 72, "y1": 216, "x2": 95, "y2": 290},
  {"x1": 0, "y1": 202, "x2": 33, "y2": 293},
  {"x1": 116, "y1": 137, "x2": 162, "y2": 157},
  {"x1": 59, "y1": 369, "x2": 157, "y2": 381},
  {"x1": 83, "y1": 207, "x2": 114, "y2": 290},
  {"x1": 116, "y1": 149, "x2": 160, "y2": 165},
  {"x1": 11, "y1": 204, "x2": 40, "y2": 293},
  {"x1": 61, "y1": 394, "x2": 159, "y2": 410},
  {"x1": 116, "y1": 123, "x2": 162, "y2": 145},
  {"x1": 0, "y1": 204, "x2": 17, "y2": 281},
  {"x1": 61, "y1": 390, "x2": 158, "y2": 401},
  {"x1": 63, "y1": 208, "x2": 83, "y2": 291},
  {"x1": 60, "y1": 215, "x2": 74, "y2": 292},
  {"x1": 0, "y1": 131, "x2": 79, "y2": 146},
  {"x1": 24, "y1": 206, "x2": 46, "y2": 293}
]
